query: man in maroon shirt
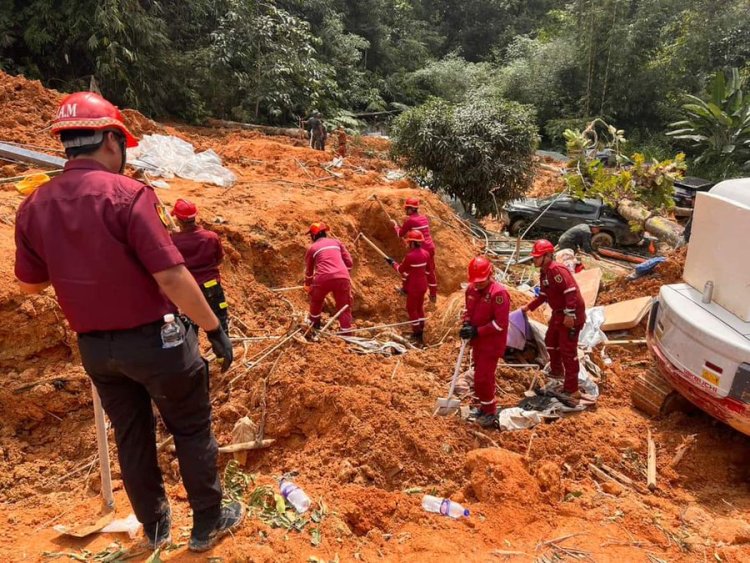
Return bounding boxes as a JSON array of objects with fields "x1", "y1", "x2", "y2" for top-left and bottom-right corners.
[
  {"x1": 522, "y1": 239, "x2": 586, "y2": 405},
  {"x1": 170, "y1": 199, "x2": 228, "y2": 332},
  {"x1": 14, "y1": 92, "x2": 241, "y2": 552}
]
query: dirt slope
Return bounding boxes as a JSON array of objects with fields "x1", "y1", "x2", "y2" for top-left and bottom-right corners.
[{"x1": 1, "y1": 71, "x2": 750, "y2": 562}]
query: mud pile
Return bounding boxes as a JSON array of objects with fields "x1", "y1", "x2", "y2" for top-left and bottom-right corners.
[
  {"x1": 598, "y1": 247, "x2": 686, "y2": 305},
  {"x1": 2, "y1": 72, "x2": 750, "y2": 562}
]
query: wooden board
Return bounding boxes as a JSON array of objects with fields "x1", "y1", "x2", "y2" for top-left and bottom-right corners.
[
  {"x1": 601, "y1": 296, "x2": 653, "y2": 331},
  {"x1": 539, "y1": 267, "x2": 602, "y2": 322}
]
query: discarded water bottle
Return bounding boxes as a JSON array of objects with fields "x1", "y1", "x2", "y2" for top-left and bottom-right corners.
[
  {"x1": 279, "y1": 478, "x2": 310, "y2": 513},
  {"x1": 421, "y1": 495, "x2": 470, "y2": 519},
  {"x1": 160, "y1": 314, "x2": 184, "y2": 349}
]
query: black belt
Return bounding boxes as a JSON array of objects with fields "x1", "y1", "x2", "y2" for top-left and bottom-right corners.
[{"x1": 79, "y1": 318, "x2": 166, "y2": 338}]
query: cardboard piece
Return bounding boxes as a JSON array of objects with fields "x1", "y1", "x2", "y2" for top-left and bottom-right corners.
[
  {"x1": 684, "y1": 185, "x2": 750, "y2": 322},
  {"x1": 601, "y1": 296, "x2": 653, "y2": 331}
]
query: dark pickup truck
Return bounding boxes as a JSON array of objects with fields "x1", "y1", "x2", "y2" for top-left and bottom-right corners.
[{"x1": 503, "y1": 195, "x2": 643, "y2": 248}]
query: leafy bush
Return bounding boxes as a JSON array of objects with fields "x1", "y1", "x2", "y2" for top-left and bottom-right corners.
[{"x1": 390, "y1": 96, "x2": 538, "y2": 217}]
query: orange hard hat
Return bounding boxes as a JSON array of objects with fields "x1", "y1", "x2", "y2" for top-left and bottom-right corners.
[
  {"x1": 468, "y1": 256, "x2": 493, "y2": 284},
  {"x1": 404, "y1": 197, "x2": 420, "y2": 208},
  {"x1": 51, "y1": 92, "x2": 138, "y2": 148},
  {"x1": 309, "y1": 222, "x2": 328, "y2": 236},
  {"x1": 171, "y1": 198, "x2": 197, "y2": 221},
  {"x1": 531, "y1": 239, "x2": 555, "y2": 257},
  {"x1": 405, "y1": 229, "x2": 424, "y2": 243}
]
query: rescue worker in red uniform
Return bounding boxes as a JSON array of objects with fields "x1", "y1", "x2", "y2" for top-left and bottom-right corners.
[
  {"x1": 304, "y1": 222, "x2": 354, "y2": 331},
  {"x1": 170, "y1": 199, "x2": 228, "y2": 332},
  {"x1": 459, "y1": 256, "x2": 510, "y2": 428},
  {"x1": 522, "y1": 239, "x2": 586, "y2": 405},
  {"x1": 386, "y1": 230, "x2": 437, "y2": 346},
  {"x1": 14, "y1": 92, "x2": 242, "y2": 552},
  {"x1": 393, "y1": 198, "x2": 436, "y2": 257}
]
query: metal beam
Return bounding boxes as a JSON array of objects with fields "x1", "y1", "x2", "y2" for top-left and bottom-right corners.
[{"x1": 0, "y1": 142, "x2": 66, "y2": 170}]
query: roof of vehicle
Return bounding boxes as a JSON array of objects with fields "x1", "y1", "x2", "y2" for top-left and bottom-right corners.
[{"x1": 709, "y1": 178, "x2": 750, "y2": 207}]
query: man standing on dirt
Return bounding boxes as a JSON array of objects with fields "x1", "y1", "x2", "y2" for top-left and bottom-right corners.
[
  {"x1": 305, "y1": 111, "x2": 327, "y2": 151},
  {"x1": 522, "y1": 239, "x2": 586, "y2": 406},
  {"x1": 336, "y1": 125, "x2": 347, "y2": 158},
  {"x1": 459, "y1": 256, "x2": 510, "y2": 428},
  {"x1": 13, "y1": 92, "x2": 242, "y2": 552},
  {"x1": 387, "y1": 230, "x2": 437, "y2": 346},
  {"x1": 556, "y1": 223, "x2": 602, "y2": 259},
  {"x1": 170, "y1": 199, "x2": 229, "y2": 332},
  {"x1": 305, "y1": 222, "x2": 354, "y2": 331}
]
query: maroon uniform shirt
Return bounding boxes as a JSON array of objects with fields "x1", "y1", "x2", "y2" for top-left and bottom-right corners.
[
  {"x1": 304, "y1": 237, "x2": 353, "y2": 286},
  {"x1": 463, "y1": 281, "x2": 511, "y2": 353},
  {"x1": 171, "y1": 227, "x2": 223, "y2": 286},
  {"x1": 396, "y1": 213, "x2": 435, "y2": 254},
  {"x1": 527, "y1": 260, "x2": 585, "y2": 324},
  {"x1": 395, "y1": 246, "x2": 437, "y2": 297},
  {"x1": 14, "y1": 159, "x2": 184, "y2": 333}
]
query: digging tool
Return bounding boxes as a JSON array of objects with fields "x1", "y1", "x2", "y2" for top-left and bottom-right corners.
[
  {"x1": 319, "y1": 304, "x2": 349, "y2": 335},
  {"x1": 270, "y1": 285, "x2": 304, "y2": 293},
  {"x1": 56, "y1": 383, "x2": 115, "y2": 537},
  {"x1": 357, "y1": 233, "x2": 401, "y2": 277},
  {"x1": 368, "y1": 194, "x2": 396, "y2": 225},
  {"x1": 434, "y1": 339, "x2": 468, "y2": 416}
]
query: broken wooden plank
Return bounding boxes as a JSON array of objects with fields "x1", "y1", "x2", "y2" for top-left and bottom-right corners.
[
  {"x1": 647, "y1": 430, "x2": 657, "y2": 491},
  {"x1": 0, "y1": 142, "x2": 67, "y2": 169},
  {"x1": 669, "y1": 434, "x2": 697, "y2": 468}
]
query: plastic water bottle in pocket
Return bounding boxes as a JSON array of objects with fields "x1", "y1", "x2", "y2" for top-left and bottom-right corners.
[{"x1": 160, "y1": 314, "x2": 184, "y2": 349}]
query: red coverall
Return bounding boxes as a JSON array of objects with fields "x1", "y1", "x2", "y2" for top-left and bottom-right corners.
[
  {"x1": 305, "y1": 237, "x2": 354, "y2": 330},
  {"x1": 396, "y1": 213, "x2": 435, "y2": 256},
  {"x1": 526, "y1": 261, "x2": 586, "y2": 393},
  {"x1": 394, "y1": 247, "x2": 437, "y2": 334},
  {"x1": 463, "y1": 281, "x2": 510, "y2": 415}
]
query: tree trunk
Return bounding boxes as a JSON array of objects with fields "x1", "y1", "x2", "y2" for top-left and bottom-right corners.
[{"x1": 617, "y1": 199, "x2": 684, "y2": 247}]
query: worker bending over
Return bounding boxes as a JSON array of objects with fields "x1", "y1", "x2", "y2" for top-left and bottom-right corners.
[
  {"x1": 393, "y1": 198, "x2": 436, "y2": 258},
  {"x1": 14, "y1": 92, "x2": 240, "y2": 552},
  {"x1": 522, "y1": 239, "x2": 586, "y2": 405},
  {"x1": 304, "y1": 222, "x2": 354, "y2": 331},
  {"x1": 387, "y1": 230, "x2": 437, "y2": 346},
  {"x1": 170, "y1": 199, "x2": 228, "y2": 332},
  {"x1": 459, "y1": 256, "x2": 510, "y2": 428},
  {"x1": 556, "y1": 223, "x2": 601, "y2": 258}
]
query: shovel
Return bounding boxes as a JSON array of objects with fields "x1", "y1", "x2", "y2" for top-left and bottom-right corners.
[
  {"x1": 434, "y1": 339, "x2": 468, "y2": 416},
  {"x1": 56, "y1": 383, "x2": 116, "y2": 537}
]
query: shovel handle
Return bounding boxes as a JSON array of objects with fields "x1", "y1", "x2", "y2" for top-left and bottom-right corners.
[
  {"x1": 358, "y1": 232, "x2": 390, "y2": 259},
  {"x1": 446, "y1": 339, "x2": 468, "y2": 399},
  {"x1": 91, "y1": 383, "x2": 114, "y2": 509}
]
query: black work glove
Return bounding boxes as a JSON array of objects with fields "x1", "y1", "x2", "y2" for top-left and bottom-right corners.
[
  {"x1": 207, "y1": 326, "x2": 234, "y2": 372},
  {"x1": 385, "y1": 257, "x2": 395, "y2": 266},
  {"x1": 459, "y1": 323, "x2": 477, "y2": 340}
]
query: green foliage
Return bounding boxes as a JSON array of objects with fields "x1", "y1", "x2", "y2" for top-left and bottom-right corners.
[
  {"x1": 668, "y1": 67, "x2": 750, "y2": 177},
  {"x1": 390, "y1": 96, "x2": 538, "y2": 217}
]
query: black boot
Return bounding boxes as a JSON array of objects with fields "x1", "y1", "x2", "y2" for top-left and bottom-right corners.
[
  {"x1": 143, "y1": 505, "x2": 172, "y2": 549},
  {"x1": 189, "y1": 501, "x2": 245, "y2": 552},
  {"x1": 411, "y1": 332, "x2": 424, "y2": 347}
]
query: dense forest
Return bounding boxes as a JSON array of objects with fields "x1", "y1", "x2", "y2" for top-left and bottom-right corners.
[{"x1": 1, "y1": 0, "x2": 749, "y2": 176}]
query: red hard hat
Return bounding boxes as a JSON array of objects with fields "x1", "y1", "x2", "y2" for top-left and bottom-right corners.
[
  {"x1": 405, "y1": 229, "x2": 424, "y2": 243},
  {"x1": 468, "y1": 256, "x2": 493, "y2": 284},
  {"x1": 309, "y1": 222, "x2": 328, "y2": 236},
  {"x1": 404, "y1": 197, "x2": 420, "y2": 208},
  {"x1": 171, "y1": 199, "x2": 197, "y2": 221},
  {"x1": 51, "y1": 92, "x2": 139, "y2": 148},
  {"x1": 531, "y1": 239, "x2": 555, "y2": 257}
]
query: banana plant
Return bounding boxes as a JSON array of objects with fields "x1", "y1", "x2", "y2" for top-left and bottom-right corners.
[{"x1": 668, "y1": 67, "x2": 750, "y2": 172}]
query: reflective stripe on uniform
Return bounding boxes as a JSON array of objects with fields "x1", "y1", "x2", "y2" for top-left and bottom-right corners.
[
  {"x1": 309, "y1": 313, "x2": 322, "y2": 318},
  {"x1": 564, "y1": 287, "x2": 577, "y2": 294},
  {"x1": 203, "y1": 279, "x2": 218, "y2": 288},
  {"x1": 428, "y1": 283, "x2": 437, "y2": 287},
  {"x1": 219, "y1": 302, "x2": 228, "y2": 309},
  {"x1": 491, "y1": 320, "x2": 503, "y2": 331},
  {"x1": 411, "y1": 263, "x2": 427, "y2": 267},
  {"x1": 480, "y1": 399, "x2": 496, "y2": 405},
  {"x1": 313, "y1": 245, "x2": 341, "y2": 259},
  {"x1": 412, "y1": 225, "x2": 428, "y2": 230}
]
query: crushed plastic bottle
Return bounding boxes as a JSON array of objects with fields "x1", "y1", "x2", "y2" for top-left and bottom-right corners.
[
  {"x1": 421, "y1": 495, "x2": 470, "y2": 519},
  {"x1": 279, "y1": 478, "x2": 311, "y2": 513},
  {"x1": 160, "y1": 314, "x2": 185, "y2": 349}
]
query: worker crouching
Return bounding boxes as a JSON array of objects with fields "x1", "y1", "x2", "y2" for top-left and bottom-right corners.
[
  {"x1": 170, "y1": 199, "x2": 229, "y2": 332},
  {"x1": 387, "y1": 230, "x2": 437, "y2": 346},
  {"x1": 305, "y1": 222, "x2": 354, "y2": 331},
  {"x1": 459, "y1": 256, "x2": 510, "y2": 428},
  {"x1": 522, "y1": 239, "x2": 586, "y2": 406}
]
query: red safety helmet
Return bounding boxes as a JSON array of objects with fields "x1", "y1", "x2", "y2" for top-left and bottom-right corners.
[
  {"x1": 405, "y1": 229, "x2": 424, "y2": 243},
  {"x1": 171, "y1": 198, "x2": 197, "y2": 221},
  {"x1": 531, "y1": 239, "x2": 555, "y2": 257},
  {"x1": 51, "y1": 92, "x2": 139, "y2": 148},
  {"x1": 309, "y1": 222, "x2": 328, "y2": 236},
  {"x1": 468, "y1": 256, "x2": 493, "y2": 284},
  {"x1": 404, "y1": 197, "x2": 420, "y2": 209}
]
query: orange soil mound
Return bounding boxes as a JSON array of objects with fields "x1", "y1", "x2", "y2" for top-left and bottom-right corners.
[
  {"x1": 598, "y1": 247, "x2": 686, "y2": 305},
  {"x1": 1, "y1": 72, "x2": 750, "y2": 562}
]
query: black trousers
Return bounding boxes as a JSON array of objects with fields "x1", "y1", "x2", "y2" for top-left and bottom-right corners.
[
  {"x1": 201, "y1": 281, "x2": 229, "y2": 332},
  {"x1": 78, "y1": 319, "x2": 222, "y2": 525}
]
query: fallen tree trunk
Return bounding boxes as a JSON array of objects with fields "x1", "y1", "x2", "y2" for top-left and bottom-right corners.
[
  {"x1": 207, "y1": 118, "x2": 304, "y2": 139},
  {"x1": 617, "y1": 199, "x2": 684, "y2": 247}
]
